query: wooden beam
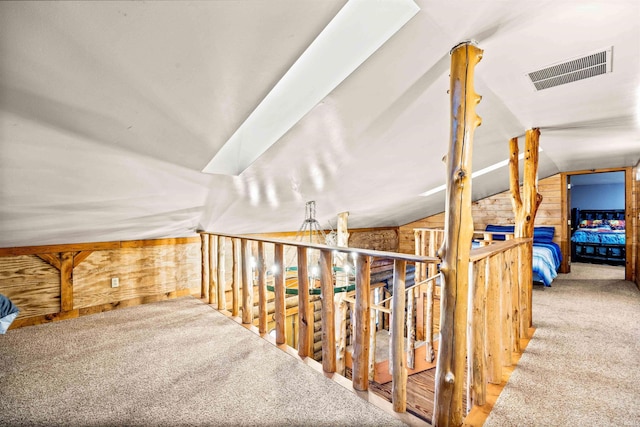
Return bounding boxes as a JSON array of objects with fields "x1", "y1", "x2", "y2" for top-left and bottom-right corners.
[
  {"x1": 73, "y1": 251, "x2": 93, "y2": 268},
  {"x1": 434, "y1": 41, "x2": 483, "y2": 427},
  {"x1": 37, "y1": 253, "x2": 61, "y2": 270},
  {"x1": 0, "y1": 241, "x2": 120, "y2": 257},
  {"x1": 352, "y1": 254, "x2": 371, "y2": 391},
  {"x1": 60, "y1": 252, "x2": 74, "y2": 312}
]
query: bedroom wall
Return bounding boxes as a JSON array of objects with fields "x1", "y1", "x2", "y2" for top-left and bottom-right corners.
[
  {"x1": 398, "y1": 174, "x2": 563, "y2": 254},
  {"x1": 0, "y1": 238, "x2": 201, "y2": 329},
  {"x1": 572, "y1": 183, "x2": 625, "y2": 210},
  {"x1": 634, "y1": 165, "x2": 640, "y2": 288}
]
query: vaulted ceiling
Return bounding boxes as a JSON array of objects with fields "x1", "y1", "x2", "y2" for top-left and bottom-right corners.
[{"x1": 1, "y1": 1, "x2": 639, "y2": 247}]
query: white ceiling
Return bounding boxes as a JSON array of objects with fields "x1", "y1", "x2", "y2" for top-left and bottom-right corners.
[{"x1": 1, "y1": 0, "x2": 639, "y2": 247}]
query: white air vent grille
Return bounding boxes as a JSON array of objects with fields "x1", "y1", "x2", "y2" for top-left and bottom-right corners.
[{"x1": 528, "y1": 48, "x2": 612, "y2": 91}]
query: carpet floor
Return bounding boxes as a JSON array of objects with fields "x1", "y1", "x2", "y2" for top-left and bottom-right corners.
[
  {"x1": 485, "y1": 263, "x2": 640, "y2": 427},
  {"x1": 0, "y1": 297, "x2": 406, "y2": 426}
]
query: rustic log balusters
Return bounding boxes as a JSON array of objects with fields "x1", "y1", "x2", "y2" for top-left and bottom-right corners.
[
  {"x1": 297, "y1": 246, "x2": 312, "y2": 357},
  {"x1": 352, "y1": 254, "x2": 371, "y2": 391},
  {"x1": 274, "y1": 243, "x2": 285, "y2": 345},
  {"x1": 391, "y1": 259, "x2": 408, "y2": 412},
  {"x1": 257, "y1": 241, "x2": 267, "y2": 334}
]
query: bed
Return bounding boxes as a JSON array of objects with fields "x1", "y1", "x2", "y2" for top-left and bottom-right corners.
[
  {"x1": 0, "y1": 294, "x2": 19, "y2": 334},
  {"x1": 482, "y1": 225, "x2": 562, "y2": 287},
  {"x1": 571, "y1": 209, "x2": 626, "y2": 266}
]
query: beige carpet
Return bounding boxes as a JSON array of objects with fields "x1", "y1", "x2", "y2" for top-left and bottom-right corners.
[
  {"x1": 485, "y1": 263, "x2": 640, "y2": 426},
  {"x1": 0, "y1": 297, "x2": 407, "y2": 426}
]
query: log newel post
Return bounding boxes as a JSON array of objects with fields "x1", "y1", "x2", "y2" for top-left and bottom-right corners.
[
  {"x1": 509, "y1": 129, "x2": 542, "y2": 335},
  {"x1": 297, "y1": 246, "x2": 312, "y2": 357},
  {"x1": 257, "y1": 241, "x2": 267, "y2": 334},
  {"x1": 353, "y1": 254, "x2": 371, "y2": 391},
  {"x1": 391, "y1": 259, "x2": 407, "y2": 412},
  {"x1": 274, "y1": 243, "x2": 285, "y2": 345},
  {"x1": 433, "y1": 41, "x2": 483, "y2": 427},
  {"x1": 320, "y1": 249, "x2": 336, "y2": 373}
]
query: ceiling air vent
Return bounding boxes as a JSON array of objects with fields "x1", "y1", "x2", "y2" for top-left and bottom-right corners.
[{"x1": 527, "y1": 47, "x2": 612, "y2": 91}]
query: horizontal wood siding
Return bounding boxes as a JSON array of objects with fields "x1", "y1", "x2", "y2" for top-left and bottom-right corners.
[{"x1": 399, "y1": 174, "x2": 562, "y2": 254}]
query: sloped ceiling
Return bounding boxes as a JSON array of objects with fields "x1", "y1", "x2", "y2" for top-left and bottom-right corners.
[{"x1": 1, "y1": 0, "x2": 639, "y2": 247}]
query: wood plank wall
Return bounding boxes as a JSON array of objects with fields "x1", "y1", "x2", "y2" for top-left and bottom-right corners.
[
  {"x1": 399, "y1": 174, "x2": 563, "y2": 254},
  {"x1": 0, "y1": 238, "x2": 201, "y2": 329}
]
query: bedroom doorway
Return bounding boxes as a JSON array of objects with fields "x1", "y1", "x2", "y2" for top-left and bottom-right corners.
[{"x1": 563, "y1": 168, "x2": 632, "y2": 281}]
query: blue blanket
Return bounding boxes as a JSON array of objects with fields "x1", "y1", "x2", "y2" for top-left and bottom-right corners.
[
  {"x1": 571, "y1": 229, "x2": 625, "y2": 245},
  {"x1": 532, "y1": 242, "x2": 562, "y2": 287},
  {"x1": 0, "y1": 294, "x2": 19, "y2": 334}
]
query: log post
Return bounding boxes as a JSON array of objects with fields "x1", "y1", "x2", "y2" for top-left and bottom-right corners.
[
  {"x1": 425, "y1": 275, "x2": 435, "y2": 363},
  {"x1": 208, "y1": 234, "x2": 217, "y2": 305},
  {"x1": 320, "y1": 249, "x2": 336, "y2": 373},
  {"x1": 468, "y1": 258, "x2": 487, "y2": 408},
  {"x1": 217, "y1": 236, "x2": 226, "y2": 311},
  {"x1": 231, "y1": 238, "x2": 240, "y2": 317},
  {"x1": 200, "y1": 233, "x2": 208, "y2": 299},
  {"x1": 369, "y1": 293, "x2": 377, "y2": 381},
  {"x1": 415, "y1": 231, "x2": 425, "y2": 342},
  {"x1": 509, "y1": 129, "x2": 542, "y2": 335},
  {"x1": 508, "y1": 248, "x2": 521, "y2": 353},
  {"x1": 274, "y1": 243, "x2": 285, "y2": 345},
  {"x1": 433, "y1": 41, "x2": 483, "y2": 427},
  {"x1": 241, "y1": 239, "x2": 253, "y2": 324},
  {"x1": 391, "y1": 259, "x2": 407, "y2": 412},
  {"x1": 257, "y1": 241, "x2": 267, "y2": 334},
  {"x1": 407, "y1": 284, "x2": 416, "y2": 370},
  {"x1": 501, "y1": 253, "x2": 513, "y2": 367},
  {"x1": 486, "y1": 254, "x2": 502, "y2": 384},
  {"x1": 353, "y1": 254, "x2": 371, "y2": 391},
  {"x1": 335, "y1": 211, "x2": 349, "y2": 375},
  {"x1": 297, "y1": 246, "x2": 312, "y2": 357}
]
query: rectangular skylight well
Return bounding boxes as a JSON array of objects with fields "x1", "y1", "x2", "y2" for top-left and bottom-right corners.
[{"x1": 202, "y1": 0, "x2": 420, "y2": 175}]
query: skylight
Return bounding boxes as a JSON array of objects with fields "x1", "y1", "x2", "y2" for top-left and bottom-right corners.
[{"x1": 202, "y1": 0, "x2": 420, "y2": 175}]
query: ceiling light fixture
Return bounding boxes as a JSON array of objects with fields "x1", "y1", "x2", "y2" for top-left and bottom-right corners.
[{"x1": 202, "y1": 0, "x2": 420, "y2": 175}]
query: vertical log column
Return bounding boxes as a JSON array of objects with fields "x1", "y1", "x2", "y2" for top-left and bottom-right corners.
[
  {"x1": 391, "y1": 259, "x2": 407, "y2": 412},
  {"x1": 509, "y1": 129, "x2": 542, "y2": 336},
  {"x1": 297, "y1": 247, "x2": 312, "y2": 357},
  {"x1": 501, "y1": 253, "x2": 513, "y2": 367},
  {"x1": 208, "y1": 235, "x2": 217, "y2": 305},
  {"x1": 320, "y1": 249, "x2": 336, "y2": 373},
  {"x1": 274, "y1": 243, "x2": 285, "y2": 345},
  {"x1": 217, "y1": 236, "x2": 226, "y2": 311},
  {"x1": 257, "y1": 241, "x2": 268, "y2": 334},
  {"x1": 434, "y1": 41, "x2": 483, "y2": 427},
  {"x1": 241, "y1": 239, "x2": 253, "y2": 325},
  {"x1": 353, "y1": 254, "x2": 371, "y2": 391}
]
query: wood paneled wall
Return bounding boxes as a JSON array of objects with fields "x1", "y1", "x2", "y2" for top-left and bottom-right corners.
[
  {"x1": 0, "y1": 238, "x2": 201, "y2": 329},
  {"x1": 399, "y1": 174, "x2": 563, "y2": 254}
]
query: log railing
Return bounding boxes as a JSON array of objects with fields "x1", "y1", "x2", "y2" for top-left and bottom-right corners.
[
  {"x1": 198, "y1": 231, "x2": 439, "y2": 413},
  {"x1": 414, "y1": 228, "x2": 532, "y2": 420}
]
